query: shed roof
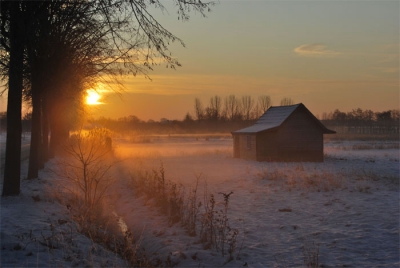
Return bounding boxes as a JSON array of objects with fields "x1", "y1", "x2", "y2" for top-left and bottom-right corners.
[{"x1": 232, "y1": 103, "x2": 336, "y2": 134}]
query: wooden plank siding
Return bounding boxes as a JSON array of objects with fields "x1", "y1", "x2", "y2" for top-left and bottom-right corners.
[
  {"x1": 233, "y1": 134, "x2": 257, "y2": 160},
  {"x1": 256, "y1": 108, "x2": 324, "y2": 161},
  {"x1": 256, "y1": 131, "x2": 277, "y2": 161},
  {"x1": 273, "y1": 108, "x2": 324, "y2": 161}
]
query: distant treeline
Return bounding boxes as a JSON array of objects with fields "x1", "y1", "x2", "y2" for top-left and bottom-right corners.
[
  {"x1": 87, "y1": 95, "x2": 292, "y2": 134},
  {"x1": 321, "y1": 108, "x2": 399, "y2": 135},
  {"x1": 88, "y1": 116, "x2": 256, "y2": 135},
  {"x1": 320, "y1": 108, "x2": 399, "y2": 122},
  {"x1": 85, "y1": 106, "x2": 399, "y2": 136},
  {"x1": 1, "y1": 100, "x2": 398, "y2": 136}
]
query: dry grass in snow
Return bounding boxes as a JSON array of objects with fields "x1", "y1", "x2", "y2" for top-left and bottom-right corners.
[
  {"x1": 110, "y1": 137, "x2": 399, "y2": 267},
  {"x1": 1, "y1": 134, "x2": 399, "y2": 267}
]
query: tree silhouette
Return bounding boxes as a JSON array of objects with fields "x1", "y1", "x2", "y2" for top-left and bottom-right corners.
[
  {"x1": 1, "y1": 2, "x2": 25, "y2": 195},
  {"x1": 207, "y1": 95, "x2": 222, "y2": 121},
  {"x1": 258, "y1": 95, "x2": 272, "y2": 113},
  {"x1": 241, "y1": 95, "x2": 254, "y2": 120},
  {"x1": 224, "y1": 95, "x2": 241, "y2": 121},
  {"x1": 280, "y1": 97, "x2": 294, "y2": 106},
  {"x1": 1, "y1": 0, "x2": 214, "y2": 194},
  {"x1": 24, "y1": 1, "x2": 110, "y2": 178},
  {"x1": 194, "y1": 97, "x2": 204, "y2": 121}
]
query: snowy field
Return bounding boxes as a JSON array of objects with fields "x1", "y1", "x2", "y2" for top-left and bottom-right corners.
[{"x1": 1, "y1": 135, "x2": 399, "y2": 267}]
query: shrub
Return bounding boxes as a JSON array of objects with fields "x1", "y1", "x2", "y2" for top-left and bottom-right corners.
[
  {"x1": 302, "y1": 241, "x2": 320, "y2": 268},
  {"x1": 56, "y1": 128, "x2": 117, "y2": 208},
  {"x1": 200, "y1": 191, "x2": 239, "y2": 258},
  {"x1": 50, "y1": 128, "x2": 153, "y2": 267},
  {"x1": 129, "y1": 165, "x2": 240, "y2": 259}
]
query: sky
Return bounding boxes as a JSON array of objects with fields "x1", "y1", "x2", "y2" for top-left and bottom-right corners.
[{"x1": 1, "y1": 0, "x2": 399, "y2": 121}]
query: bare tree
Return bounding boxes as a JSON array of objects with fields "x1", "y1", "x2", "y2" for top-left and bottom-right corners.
[
  {"x1": 252, "y1": 102, "x2": 262, "y2": 120},
  {"x1": 363, "y1": 110, "x2": 375, "y2": 122},
  {"x1": 223, "y1": 95, "x2": 241, "y2": 121},
  {"x1": 1, "y1": 0, "x2": 215, "y2": 194},
  {"x1": 208, "y1": 95, "x2": 222, "y2": 121},
  {"x1": 56, "y1": 128, "x2": 117, "y2": 208},
  {"x1": 280, "y1": 97, "x2": 295, "y2": 106},
  {"x1": 321, "y1": 112, "x2": 332, "y2": 120},
  {"x1": 241, "y1": 95, "x2": 254, "y2": 121},
  {"x1": 258, "y1": 95, "x2": 272, "y2": 113},
  {"x1": 25, "y1": 1, "x2": 110, "y2": 179},
  {"x1": 194, "y1": 97, "x2": 204, "y2": 121},
  {"x1": 183, "y1": 112, "x2": 194, "y2": 123}
]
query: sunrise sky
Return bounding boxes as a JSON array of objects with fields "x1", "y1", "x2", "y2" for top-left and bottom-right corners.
[{"x1": 1, "y1": 0, "x2": 399, "y2": 121}]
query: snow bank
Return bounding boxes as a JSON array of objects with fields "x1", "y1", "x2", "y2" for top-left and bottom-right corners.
[{"x1": 0, "y1": 161, "x2": 127, "y2": 267}]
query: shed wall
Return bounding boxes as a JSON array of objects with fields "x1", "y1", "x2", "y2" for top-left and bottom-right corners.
[
  {"x1": 233, "y1": 134, "x2": 257, "y2": 160},
  {"x1": 256, "y1": 108, "x2": 324, "y2": 161}
]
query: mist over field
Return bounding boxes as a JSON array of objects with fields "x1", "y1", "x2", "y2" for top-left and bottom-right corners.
[
  {"x1": 1, "y1": 131, "x2": 399, "y2": 267},
  {"x1": 113, "y1": 135, "x2": 400, "y2": 267}
]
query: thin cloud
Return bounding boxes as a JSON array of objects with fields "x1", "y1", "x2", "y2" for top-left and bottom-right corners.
[{"x1": 294, "y1": 43, "x2": 340, "y2": 57}]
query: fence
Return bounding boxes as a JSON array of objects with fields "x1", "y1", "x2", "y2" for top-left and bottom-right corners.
[{"x1": 324, "y1": 123, "x2": 399, "y2": 136}]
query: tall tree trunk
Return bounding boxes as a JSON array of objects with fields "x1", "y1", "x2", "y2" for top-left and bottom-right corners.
[
  {"x1": 3, "y1": 2, "x2": 24, "y2": 196},
  {"x1": 2, "y1": 2, "x2": 24, "y2": 196},
  {"x1": 48, "y1": 103, "x2": 56, "y2": 159},
  {"x1": 48, "y1": 100, "x2": 68, "y2": 158},
  {"x1": 40, "y1": 93, "x2": 49, "y2": 166},
  {"x1": 48, "y1": 101, "x2": 60, "y2": 159},
  {"x1": 27, "y1": 82, "x2": 42, "y2": 179}
]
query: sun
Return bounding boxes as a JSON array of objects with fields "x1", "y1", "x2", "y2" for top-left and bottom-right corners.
[{"x1": 86, "y1": 89, "x2": 102, "y2": 105}]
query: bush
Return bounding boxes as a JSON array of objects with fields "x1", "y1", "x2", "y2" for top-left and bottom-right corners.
[
  {"x1": 130, "y1": 166, "x2": 239, "y2": 259},
  {"x1": 51, "y1": 128, "x2": 153, "y2": 267},
  {"x1": 57, "y1": 128, "x2": 116, "y2": 208}
]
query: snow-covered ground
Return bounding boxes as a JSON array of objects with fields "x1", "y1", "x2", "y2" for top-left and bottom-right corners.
[{"x1": 1, "y1": 136, "x2": 399, "y2": 267}]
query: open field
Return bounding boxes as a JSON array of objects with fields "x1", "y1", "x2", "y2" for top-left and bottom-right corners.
[
  {"x1": 1, "y1": 134, "x2": 399, "y2": 267},
  {"x1": 111, "y1": 136, "x2": 399, "y2": 267}
]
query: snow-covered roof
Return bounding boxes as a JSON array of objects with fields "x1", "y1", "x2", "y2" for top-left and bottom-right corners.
[{"x1": 232, "y1": 103, "x2": 335, "y2": 134}]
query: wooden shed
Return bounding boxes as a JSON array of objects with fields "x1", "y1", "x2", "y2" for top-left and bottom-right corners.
[{"x1": 231, "y1": 103, "x2": 335, "y2": 162}]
